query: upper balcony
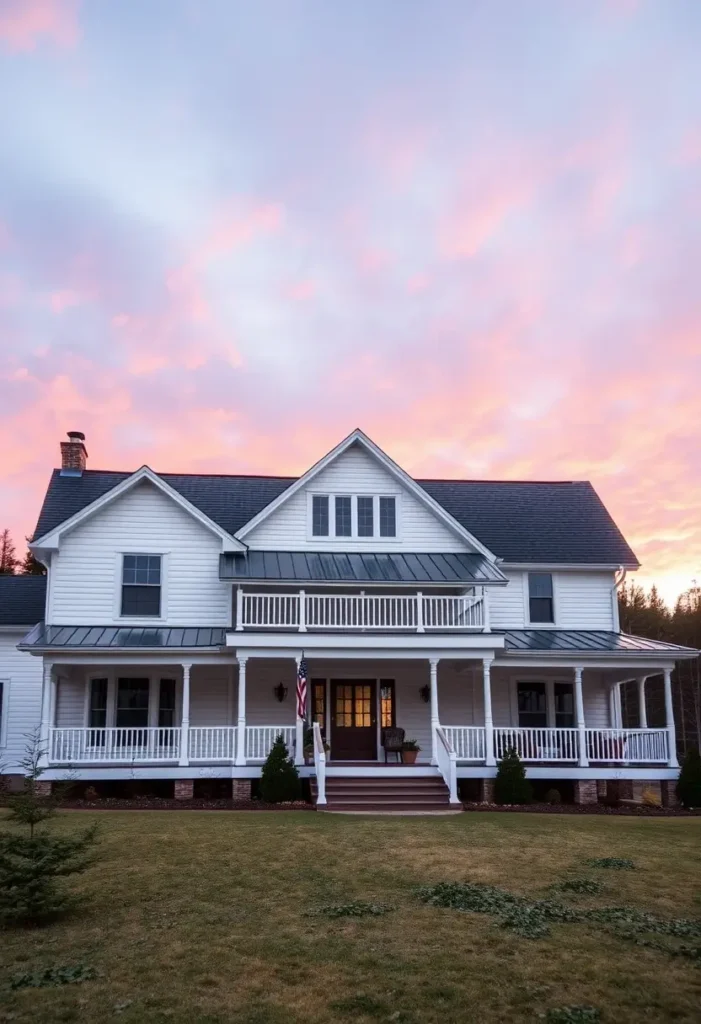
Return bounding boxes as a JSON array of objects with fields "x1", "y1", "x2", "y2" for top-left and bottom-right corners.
[{"x1": 235, "y1": 588, "x2": 489, "y2": 632}]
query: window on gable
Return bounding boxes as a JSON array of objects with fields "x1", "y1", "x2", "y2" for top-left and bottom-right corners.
[
  {"x1": 379, "y1": 496, "x2": 396, "y2": 537},
  {"x1": 121, "y1": 554, "x2": 162, "y2": 616},
  {"x1": 335, "y1": 496, "x2": 352, "y2": 537},
  {"x1": 357, "y1": 496, "x2": 374, "y2": 537},
  {"x1": 528, "y1": 572, "x2": 554, "y2": 623},
  {"x1": 312, "y1": 495, "x2": 329, "y2": 537}
]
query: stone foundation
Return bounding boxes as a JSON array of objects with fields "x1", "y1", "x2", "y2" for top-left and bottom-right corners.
[
  {"x1": 596, "y1": 780, "x2": 608, "y2": 800},
  {"x1": 174, "y1": 780, "x2": 194, "y2": 801},
  {"x1": 233, "y1": 780, "x2": 252, "y2": 802},
  {"x1": 479, "y1": 779, "x2": 495, "y2": 803},
  {"x1": 34, "y1": 780, "x2": 53, "y2": 797},
  {"x1": 660, "y1": 780, "x2": 679, "y2": 807},
  {"x1": 573, "y1": 780, "x2": 598, "y2": 805}
]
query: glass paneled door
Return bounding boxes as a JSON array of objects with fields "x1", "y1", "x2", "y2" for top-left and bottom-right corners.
[{"x1": 330, "y1": 681, "x2": 377, "y2": 760}]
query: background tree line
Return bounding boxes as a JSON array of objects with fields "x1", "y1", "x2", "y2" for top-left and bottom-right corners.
[
  {"x1": 0, "y1": 529, "x2": 46, "y2": 575},
  {"x1": 619, "y1": 581, "x2": 701, "y2": 753}
]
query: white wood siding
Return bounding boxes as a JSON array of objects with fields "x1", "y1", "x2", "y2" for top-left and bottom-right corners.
[
  {"x1": 0, "y1": 632, "x2": 43, "y2": 773},
  {"x1": 489, "y1": 571, "x2": 615, "y2": 630},
  {"x1": 245, "y1": 445, "x2": 471, "y2": 552},
  {"x1": 49, "y1": 481, "x2": 231, "y2": 626}
]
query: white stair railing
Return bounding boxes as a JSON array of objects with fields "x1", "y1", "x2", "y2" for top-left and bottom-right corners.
[
  {"x1": 313, "y1": 721, "x2": 327, "y2": 805},
  {"x1": 434, "y1": 725, "x2": 459, "y2": 804}
]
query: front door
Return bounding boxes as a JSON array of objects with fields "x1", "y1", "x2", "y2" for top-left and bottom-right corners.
[{"x1": 331, "y1": 681, "x2": 377, "y2": 760}]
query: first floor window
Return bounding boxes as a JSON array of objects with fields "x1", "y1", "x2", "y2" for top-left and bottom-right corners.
[
  {"x1": 88, "y1": 678, "x2": 108, "y2": 746},
  {"x1": 158, "y1": 679, "x2": 176, "y2": 729},
  {"x1": 380, "y1": 679, "x2": 395, "y2": 728},
  {"x1": 311, "y1": 680, "x2": 326, "y2": 737},
  {"x1": 554, "y1": 682, "x2": 575, "y2": 728},
  {"x1": 121, "y1": 554, "x2": 162, "y2": 616},
  {"x1": 312, "y1": 495, "x2": 329, "y2": 536},
  {"x1": 528, "y1": 572, "x2": 554, "y2": 623},
  {"x1": 517, "y1": 682, "x2": 547, "y2": 728},
  {"x1": 116, "y1": 678, "x2": 150, "y2": 730}
]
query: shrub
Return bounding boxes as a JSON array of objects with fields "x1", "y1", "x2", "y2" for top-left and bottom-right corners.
[
  {"x1": 494, "y1": 747, "x2": 533, "y2": 805},
  {"x1": 545, "y1": 788, "x2": 562, "y2": 805},
  {"x1": 0, "y1": 732, "x2": 99, "y2": 927},
  {"x1": 676, "y1": 748, "x2": 701, "y2": 809},
  {"x1": 259, "y1": 735, "x2": 301, "y2": 804},
  {"x1": 641, "y1": 787, "x2": 661, "y2": 807}
]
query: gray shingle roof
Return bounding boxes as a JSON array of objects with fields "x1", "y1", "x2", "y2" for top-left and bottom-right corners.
[
  {"x1": 0, "y1": 575, "x2": 47, "y2": 626},
  {"x1": 220, "y1": 551, "x2": 507, "y2": 584},
  {"x1": 32, "y1": 469, "x2": 639, "y2": 567}
]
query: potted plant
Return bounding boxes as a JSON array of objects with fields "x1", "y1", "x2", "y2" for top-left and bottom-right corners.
[{"x1": 402, "y1": 739, "x2": 420, "y2": 764}]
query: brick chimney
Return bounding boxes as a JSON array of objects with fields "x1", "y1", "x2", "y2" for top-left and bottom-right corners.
[{"x1": 60, "y1": 431, "x2": 88, "y2": 476}]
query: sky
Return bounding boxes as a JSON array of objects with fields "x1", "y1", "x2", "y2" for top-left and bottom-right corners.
[{"x1": 0, "y1": 0, "x2": 700, "y2": 603}]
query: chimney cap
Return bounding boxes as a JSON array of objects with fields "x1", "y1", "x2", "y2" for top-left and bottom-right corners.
[{"x1": 66, "y1": 431, "x2": 86, "y2": 442}]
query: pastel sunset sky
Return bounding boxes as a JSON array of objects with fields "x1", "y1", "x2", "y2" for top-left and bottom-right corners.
[{"x1": 1, "y1": 0, "x2": 700, "y2": 601}]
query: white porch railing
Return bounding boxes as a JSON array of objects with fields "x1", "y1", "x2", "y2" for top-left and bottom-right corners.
[
  {"x1": 313, "y1": 721, "x2": 327, "y2": 805},
  {"x1": 244, "y1": 725, "x2": 297, "y2": 760},
  {"x1": 49, "y1": 727, "x2": 181, "y2": 763},
  {"x1": 586, "y1": 728, "x2": 669, "y2": 763},
  {"x1": 189, "y1": 727, "x2": 237, "y2": 762},
  {"x1": 442, "y1": 726, "x2": 486, "y2": 761},
  {"x1": 434, "y1": 725, "x2": 458, "y2": 803},
  {"x1": 494, "y1": 727, "x2": 580, "y2": 762},
  {"x1": 238, "y1": 590, "x2": 486, "y2": 632}
]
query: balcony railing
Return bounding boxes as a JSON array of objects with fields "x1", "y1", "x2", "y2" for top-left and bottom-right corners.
[{"x1": 236, "y1": 589, "x2": 487, "y2": 632}]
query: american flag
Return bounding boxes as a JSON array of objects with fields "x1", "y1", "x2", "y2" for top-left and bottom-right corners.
[{"x1": 296, "y1": 656, "x2": 308, "y2": 720}]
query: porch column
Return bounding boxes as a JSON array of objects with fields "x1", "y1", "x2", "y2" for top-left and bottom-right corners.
[
  {"x1": 39, "y1": 660, "x2": 54, "y2": 765},
  {"x1": 482, "y1": 658, "x2": 495, "y2": 767},
  {"x1": 429, "y1": 657, "x2": 439, "y2": 765},
  {"x1": 614, "y1": 683, "x2": 623, "y2": 729},
  {"x1": 574, "y1": 665, "x2": 588, "y2": 767},
  {"x1": 179, "y1": 663, "x2": 191, "y2": 767},
  {"x1": 663, "y1": 667, "x2": 679, "y2": 768},
  {"x1": 235, "y1": 656, "x2": 248, "y2": 766},
  {"x1": 637, "y1": 676, "x2": 648, "y2": 729},
  {"x1": 294, "y1": 654, "x2": 304, "y2": 766},
  {"x1": 608, "y1": 685, "x2": 618, "y2": 728}
]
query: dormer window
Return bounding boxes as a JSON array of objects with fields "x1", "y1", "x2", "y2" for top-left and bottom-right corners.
[{"x1": 309, "y1": 495, "x2": 398, "y2": 539}]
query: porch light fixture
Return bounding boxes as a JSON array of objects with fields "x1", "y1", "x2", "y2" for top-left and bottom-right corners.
[
  {"x1": 419, "y1": 684, "x2": 430, "y2": 704},
  {"x1": 273, "y1": 682, "x2": 288, "y2": 703}
]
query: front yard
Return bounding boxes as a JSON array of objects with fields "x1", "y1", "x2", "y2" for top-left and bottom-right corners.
[{"x1": 1, "y1": 811, "x2": 700, "y2": 1023}]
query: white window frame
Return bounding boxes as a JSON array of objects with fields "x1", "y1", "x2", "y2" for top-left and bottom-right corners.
[
  {"x1": 0, "y1": 679, "x2": 9, "y2": 747},
  {"x1": 509, "y1": 676, "x2": 575, "y2": 728},
  {"x1": 524, "y1": 571, "x2": 558, "y2": 627},
  {"x1": 115, "y1": 551, "x2": 169, "y2": 622},
  {"x1": 307, "y1": 493, "x2": 401, "y2": 541},
  {"x1": 83, "y1": 670, "x2": 182, "y2": 729}
]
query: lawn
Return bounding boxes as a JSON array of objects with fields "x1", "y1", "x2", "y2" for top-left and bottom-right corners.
[{"x1": 1, "y1": 811, "x2": 700, "y2": 1023}]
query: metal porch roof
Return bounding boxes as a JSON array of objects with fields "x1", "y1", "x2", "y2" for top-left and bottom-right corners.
[
  {"x1": 500, "y1": 629, "x2": 698, "y2": 655},
  {"x1": 219, "y1": 550, "x2": 507, "y2": 584},
  {"x1": 19, "y1": 624, "x2": 227, "y2": 650}
]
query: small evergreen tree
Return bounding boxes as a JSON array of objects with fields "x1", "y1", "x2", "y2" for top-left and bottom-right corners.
[
  {"x1": 676, "y1": 748, "x2": 701, "y2": 809},
  {"x1": 20, "y1": 544, "x2": 46, "y2": 575},
  {"x1": 493, "y1": 747, "x2": 533, "y2": 805},
  {"x1": 0, "y1": 731, "x2": 99, "y2": 927},
  {"x1": 259, "y1": 735, "x2": 301, "y2": 804},
  {"x1": 0, "y1": 529, "x2": 18, "y2": 575}
]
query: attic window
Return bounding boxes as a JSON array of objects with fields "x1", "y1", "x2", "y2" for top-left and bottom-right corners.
[{"x1": 309, "y1": 495, "x2": 398, "y2": 539}]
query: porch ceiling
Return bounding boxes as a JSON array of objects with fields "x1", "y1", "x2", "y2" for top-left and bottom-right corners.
[{"x1": 219, "y1": 550, "x2": 507, "y2": 585}]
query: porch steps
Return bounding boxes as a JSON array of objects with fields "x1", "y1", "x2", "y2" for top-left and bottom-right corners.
[{"x1": 311, "y1": 775, "x2": 462, "y2": 814}]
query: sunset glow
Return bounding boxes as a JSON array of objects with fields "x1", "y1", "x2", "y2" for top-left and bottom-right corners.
[{"x1": 1, "y1": 1, "x2": 700, "y2": 603}]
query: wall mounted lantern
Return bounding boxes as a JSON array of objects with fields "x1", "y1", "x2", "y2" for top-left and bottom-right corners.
[
  {"x1": 419, "y1": 684, "x2": 431, "y2": 704},
  {"x1": 273, "y1": 683, "x2": 288, "y2": 703}
]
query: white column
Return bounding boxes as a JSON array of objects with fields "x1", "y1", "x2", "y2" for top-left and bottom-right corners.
[
  {"x1": 574, "y1": 665, "x2": 588, "y2": 767},
  {"x1": 614, "y1": 682, "x2": 622, "y2": 729},
  {"x1": 663, "y1": 667, "x2": 679, "y2": 768},
  {"x1": 39, "y1": 660, "x2": 53, "y2": 765},
  {"x1": 482, "y1": 586, "x2": 491, "y2": 632},
  {"x1": 179, "y1": 663, "x2": 191, "y2": 767},
  {"x1": 637, "y1": 676, "x2": 648, "y2": 729},
  {"x1": 429, "y1": 658, "x2": 439, "y2": 764},
  {"x1": 235, "y1": 657, "x2": 247, "y2": 765},
  {"x1": 608, "y1": 686, "x2": 617, "y2": 728},
  {"x1": 295, "y1": 654, "x2": 305, "y2": 765},
  {"x1": 235, "y1": 587, "x2": 243, "y2": 631},
  {"x1": 416, "y1": 591, "x2": 424, "y2": 633},
  {"x1": 298, "y1": 591, "x2": 307, "y2": 633},
  {"x1": 482, "y1": 658, "x2": 495, "y2": 766}
]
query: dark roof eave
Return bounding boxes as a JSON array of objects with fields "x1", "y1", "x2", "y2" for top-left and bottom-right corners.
[{"x1": 218, "y1": 574, "x2": 509, "y2": 587}]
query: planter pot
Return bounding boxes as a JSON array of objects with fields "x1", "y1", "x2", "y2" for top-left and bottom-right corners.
[{"x1": 402, "y1": 750, "x2": 419, "y2": 764}]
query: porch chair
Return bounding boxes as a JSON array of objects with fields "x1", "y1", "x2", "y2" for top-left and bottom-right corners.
[{"x1": 382, "y1": 727, "x2": 405, "y2": 763}]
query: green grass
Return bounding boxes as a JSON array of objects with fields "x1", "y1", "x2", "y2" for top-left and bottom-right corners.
[{"x1": 1, "y1": 811, "x2": 700, "y2": 1023}]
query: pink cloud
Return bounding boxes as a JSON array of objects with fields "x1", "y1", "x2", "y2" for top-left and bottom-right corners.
[
  {"x1": 285, "y1": 279, "x2": 316, "y2": 302},
  {"x1": 0, "y1": 0, "x2": 79, "y2": 51},
  {"x1": 48, "y1": 288, "x2": 83, "y2": 313}
]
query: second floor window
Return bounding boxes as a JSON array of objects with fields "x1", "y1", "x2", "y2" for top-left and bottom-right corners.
[
  {"x1": 121, "y1": 554, "x2": 162, "y2": 616},
  {"x1": 528, "y1": 572, "x2": 554, "y2": 623},
  {"x1": 309, "y1": 494, "x2": 397, "y2": 539}
]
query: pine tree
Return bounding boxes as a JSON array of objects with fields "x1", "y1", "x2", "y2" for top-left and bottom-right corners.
[
  {"x1": 493, "y1": 747, "x2": 533, "y2": 805},
  {"x1": 259, "y1": 736, "x2": 301, "y2": 804},
  {"x1": 676, "y1": 748, "x2": 701, "y2": 809},
  {"x1": 20, "y1": 546, "x2": 46, "y2": 575},
  {"x1": 0, "y1": 731, "x2": 99, "y2": 926},
  {"x1": 0, "y1": 529, "x2": 18, "y2": 575}
]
